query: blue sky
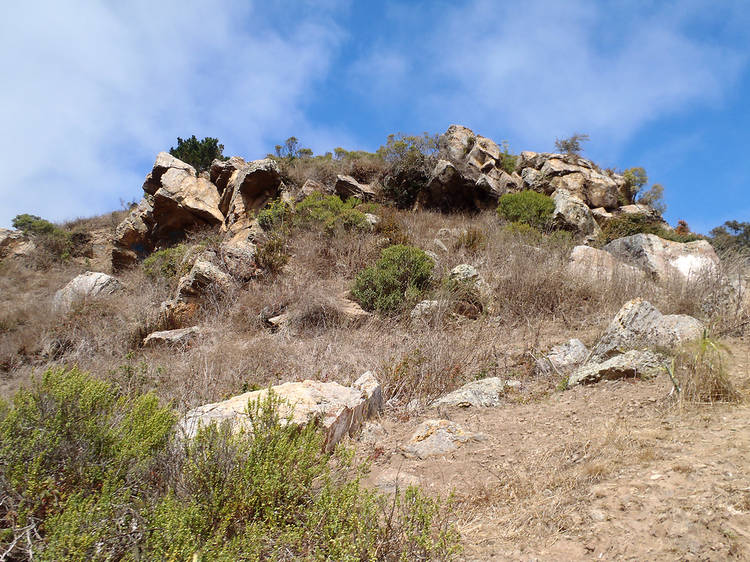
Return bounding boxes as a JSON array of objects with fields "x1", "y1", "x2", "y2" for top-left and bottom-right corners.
[{"x1": 1, "y1": 0, "x2": 748, "y2": 233}]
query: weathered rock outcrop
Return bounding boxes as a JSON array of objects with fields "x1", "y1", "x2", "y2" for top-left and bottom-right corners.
[
  {"x1": 180, "y1": 372, "x2": 383, "y2": 452},
  {"x1": 0, "y1": 228, "x2": 34, "y2": 259},
  {"x1": 175, "y1": 257, "x2": 234, "y2": 302},
  {"x1": 591, "y1": 298, "x2": 703, "y2": 361},
  {"x1": 603, "y1": 234, "x2": 720, "y2": 282},
  {"x1": 568, "y1": 350, "x2": 664, "y2": 387},
  {"x1": 416, "y1": 126, "x2": 521, "y2": 211},
  {"x1": 113, "y1": 153, "x2": 223, "y2": 269},
  {"x1": 221, "y1": 158, "x2": 283, "y2": 237},
  {"x1": 209, "y1": 156, "x2": 246, "y2": 195},
  {"x1": 53, "y1": 271, "x2": 122, "y2": 312}
]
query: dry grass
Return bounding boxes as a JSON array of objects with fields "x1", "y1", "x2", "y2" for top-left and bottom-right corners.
[
  {"x1": 670, "y1": 337, "x2": 743, "y2": 405},
  {"x1": 1, "y1": 204, "x2": 747, "y2": 414}
]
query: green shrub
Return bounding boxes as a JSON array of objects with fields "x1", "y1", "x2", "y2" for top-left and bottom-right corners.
[
  {"x1": 12, "y1": 214, "x2": 57, "y2": 235},
  {"x1": 142, "y1": 244, "x2": 190, "y2": 281},
  {"x1": 378, "y1": 132, "x2": 438, "y2": 208},
  {"x1": 498, "y1": 140, "x2": 518, "y2": 174},
  {"x1": 0, "y1": 368, "x2": 460, "y2": 560},
  {"x1": 497, "y1": 190, "x2": 555, "y2": 230},
  {"x1": 256, "y1": 198, "x2": 291, "y2": 231},
  {"x1": 622, "y1": 167, "x2": 648, "y2": 203},
  {"x1": 599, "y1": 214, "x2": 701, "y2": 245},
  {"x1": 255, "y1": 232, "x2": 289, "y2": 274},
  {"x1": 554, "y1": 133, "x2": 589, "y2": 155},
  {"x1": 352, "y1": 245, "x2": 434, "y2": 312},
  {"x1": 295, "y1": 192, "x2": 368, "y2": 233},
  {"x1": 169, "y1": 135, "x2": 227, "y2": 173}
]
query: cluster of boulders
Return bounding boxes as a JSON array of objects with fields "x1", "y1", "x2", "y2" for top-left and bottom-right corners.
[
  {"x1": 412, "y1": 124, "x2": 672, "y2": 243},
  {"x1": 535, "y1": 298, "x2": 704, "y2": 387}
]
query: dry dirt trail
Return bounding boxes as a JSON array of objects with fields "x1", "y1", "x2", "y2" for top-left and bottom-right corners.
[{"x1": 363, "y1": 337, "x2": 750, "y2": 561}]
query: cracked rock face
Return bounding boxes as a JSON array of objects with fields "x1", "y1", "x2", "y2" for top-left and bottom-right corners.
[
  {"x1": 567, "y1": 350, "x2": 665, "y2": 387},
  {"x1": 402, "y1": 419, "x2": 488, "y2": 459}
]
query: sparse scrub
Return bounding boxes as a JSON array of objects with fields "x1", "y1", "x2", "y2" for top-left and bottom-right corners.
[
  {"x1": 142, "y1": 243, "x2": 190, "y2": 281},
  {"x1": 169, "y1": 135, "x2": 227, "y2": 173},
  {"x1": 598, "y1": 213, "x2": 701, "y2": 245},
  {"x1": 497, "y1": 191, "x2": 555, "y2": 230},
  {"x1": 295, "y1": 192, "x2": 369, "y2": 234},
  {"x1": 554, "y1": 132, "x2": 589, "y2": 155},
  {"x1": 256, "y1": 197, "x2": 291, "y2": 231},
  {"x1": 668, "y1": 337, "x2": 742, "y2": 404},
  {"x1": 352, "y1": 245, "x2": 434, "y2": 313},
  {"x1": 255, "y1": 232, "x2": 289, "y2": 274}
]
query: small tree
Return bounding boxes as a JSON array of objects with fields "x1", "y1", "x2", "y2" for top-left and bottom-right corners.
[
  {"x1": 169, "y1": 136, "x2": 227, "y2": 173},
  {"x1": 710, "y1": 220, "x2": 750, "y2": 252},
  {"x1": 637, "y1": 183, "x2": 666, "y2": 214},
  {"x1": 622, "y1": 167, "x2": 648, "y2": 203},
  {"x1": 274, "y1": 136, "x2": 313, "y2": 160},
  {"x1": 554, "y1": 133, "x2": 590, "y2": 155}
]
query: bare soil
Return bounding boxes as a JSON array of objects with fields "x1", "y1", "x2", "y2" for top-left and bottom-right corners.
[{"x1": 362, "y1": 337, "x2": 750, "y2": 561}]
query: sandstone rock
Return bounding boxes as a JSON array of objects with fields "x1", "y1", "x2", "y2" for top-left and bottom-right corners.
[
  {"x1": 567, "y1": 245, "x2": 644, "y2": 281},
  {"x1": 151, "y1": 168, "x2": 223, "y2": 231},
  {"x1": 358, "y1": 421, "x2": 387, "y2": 445},
  {"x1": 521, "y1": 167, "x2": 544, "y2": 190},
  {"x1": 552, "y1": 189, "x2": 602, "y2": 242},
  {"x1": 218, "y1": 237, "x2": 258, "y2": 281},
  {"x1": 449, "y1": 264, "x2": 493, "y2": 315},
  {"x1": 143, "y1": 326, "x2": 200, "y2": 347},
  {"x1": 175, "y1": 258, "x2": 234, "y2": 302},
  {"x1": 549, "y1": 172, "x2": 586, "y2": 198},
  {"x1": 476, "y1": 168, "x2": 519, "y2": 198},
  {"x1": 585, "y1": 171, "x2": 620, "y2": 209},
  {"x1": 209, "y1": 156, "x2": 246, "y2": 194},
  {"x1": 439, "y1": 125, "x2": 500, "y2": 170},
  {"x1": 142, "y1": 152, "x2": 196, "y2": 195},
  {"x1": 0, "y1": 229, "x2": 32, "y2": 259},
  {"x1": 159, "y1": 298, "x2": 199, "y2": 327},
  {"x1": 364, "y1": 213, "x2": 379, "y2": 227},
  {"x1": 591, "y1": 298, "x2": 703, "y2": 361},
  {"x1": 221, "y1": 159, "x2": 283, "y2": 236},
  {"x1": 540, "y1": 158, "x2": 586, "y2": 178},
  {"x1": 402, "y1": 419, "x2": 487, "y2": 459},
  {"x1": 431, "y1": 377, "x2": 520, "y2": 408},
  {"x1": 180, "y1": 374, "x2": 384, "y2": 451},
  {"x1": 53, "y1": 272, "x2": 122, "y2": 312},
  {"x1": 535, "y1": 339, "x2": 589, "y2": 376},
  {"x1": 518, "y1": 151, "x2": 549, "y2": 170},
  {"x1": 112, "y1": 198, "x2": 155, "y2": 269},
  {"x1": 352, "y1": 371, "x2": 383, "y2": 418},
  {"x1": 590, "y1": 207, "x2": 614, "y2": 224},
  {"x1": 373, "y1": 469, "x2": 421, "y2": 494},
  {"x1": 334, "y1": 175, "x2": 375, "y2": 200},
  {"x1": 450, "y1": 263, "x2": 482, "y2": 284},
  {"x1": 603, "y1": 234, "x2": 720, "y2": 282},
  {"x1": 568, "y1": 350, "x2": 665, "y2": 387}
]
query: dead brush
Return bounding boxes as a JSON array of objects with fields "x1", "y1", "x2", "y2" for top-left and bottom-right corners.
[
  {"x1": 286, "y1": 285, "x2": 346, "y2": 333},
  {"x1": 666, "y1": 336, "x2": 743, "y2": 404}
]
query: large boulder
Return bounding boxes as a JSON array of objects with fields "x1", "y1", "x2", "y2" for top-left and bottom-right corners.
[
  {"x1": 334, "y1": 175, "x2": 375, "y2": 200},
  {"x1": 568, "y1": 350, "x2": 665, "y2": 387},
  {"x1": 603, "y1": 234, "x2": 720, "y2": 282},
  {"x1": 112, "y1": 198, "x2": 155, "y2": 269},
  {"x1": 221, "y1": 158, "x2": 283, "y2": 237},
  {"x1": 591, "y1": 298, "x2": 703, "y2": 361},
  {"x1": 0, "y1": 228, "x2": 33, "y2": 259},
  {"x1": 535, "y1": 339, "x2": 589, "y2": 376},
  {"x1": 567, "y1": 245, "x2": 644, "y2": 281},
  {"x1": 179, "y1": 372, "x2": 383, "y2": 452},
  {"x1": 142, "y1": 152, "x2": 196, "y2": 194},
  {"x1": 551, "y1": 189, "x2": 602, "y2": 242},
  {"x1": 53, "y1": 272, "x2": 122, "y2": 312}
]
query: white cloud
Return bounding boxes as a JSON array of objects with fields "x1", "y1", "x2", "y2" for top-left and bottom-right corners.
[
  {"x1": 0, "y1": 0, "x2": 344, "y2": 226},
  {"x1": 350, "y1": 0, "x2": 747, "y2": 154}
]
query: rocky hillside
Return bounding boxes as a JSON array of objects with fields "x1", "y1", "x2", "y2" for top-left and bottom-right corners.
[{"x1": 0, "y1": 125, "x2": 749, "y2": 559}]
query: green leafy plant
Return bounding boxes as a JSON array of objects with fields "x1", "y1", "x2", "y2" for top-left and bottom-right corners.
[
  {"x1": 352, "y1": 245, "x2": 434, "y2": 313},
  {"x1": 169, "y1": 135, "x2": 227, "y2": 172},
  {"x1": 622, "y1": 167, "x2": 648, "y2": 203},
  {"x1": 142, "y1": 244, "x2": 190, "y2": 281},
  {"x1": 498, "y1": 140, "x2": 518, "y2": 174},
  {"x1": 294, "y1": 192, "x2": 369, "y2": 233},
  {"x1": 256, "y1": 198, "x2": 291, "y2": 231},
  {"x1": 710, "y1": 220, "x2": 750, "y2": 253},
  {"x1": 378, "y1": 132, "x2": 438, "y2": 208},
  {"x1": 497, "y1": 190, "x2": 555, "y2": 230},
  {"x1": 599, "y1": 214, "x2": 700, "y2": 245},
  {"x1": 255, "y1": 232, "x2": 289, "y2": 274}
]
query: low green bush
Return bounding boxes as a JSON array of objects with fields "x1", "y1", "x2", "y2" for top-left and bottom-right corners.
[
  {"x1": 352, "y1": 245, "x2": 434, "y2": 313},
  {"x1": 599, "y1": 214, "x2": 702, "y2": 245},
  {"x1": 256, "y1": 198, "x2": 291, "y2": 231},
  {"x1": 142, "y1": 244, "x2": 190, "y2": 281},
  {"x1": 11, "y1": 213, "x2": 76, "y2": 265},
  {"x1": 295, "y1": 192, "x2": 369, "y2": 233},
  {"x1": 497, "y1": 191, "x2": 555, "y2": 230},
  {"x1": 0, "y1": 368, "x2": 460, "y2": 560}
]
